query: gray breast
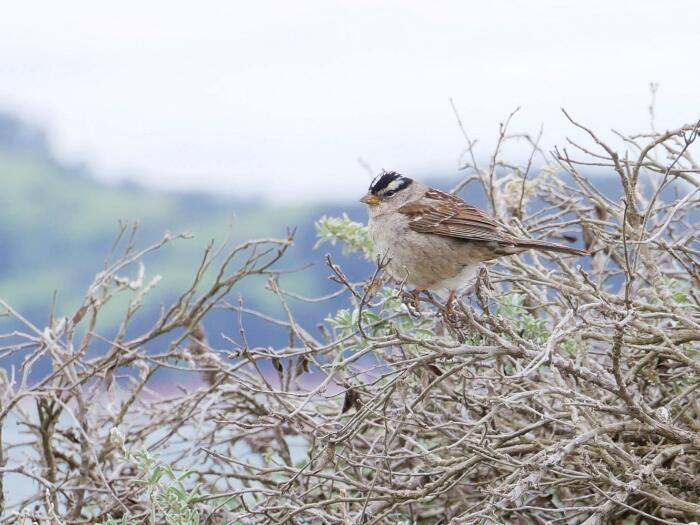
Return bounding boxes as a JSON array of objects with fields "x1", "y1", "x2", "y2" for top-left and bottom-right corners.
[{"x1": 369, "y1": 212, "x2": 490, "y2": 290}]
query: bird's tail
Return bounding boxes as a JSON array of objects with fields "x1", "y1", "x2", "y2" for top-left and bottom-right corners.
[{"x1": 513, "y1": 238, "x2": 587, "y2": 256}]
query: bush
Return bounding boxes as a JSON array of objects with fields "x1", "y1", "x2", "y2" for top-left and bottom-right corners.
[{"x1": 0, "y1": 113, "x2": 699, "y2": 524}]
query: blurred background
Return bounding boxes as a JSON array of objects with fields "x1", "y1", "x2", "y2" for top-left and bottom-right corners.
[{"x1": 1, "y1": 0, "x2": 699, "y2": 372}]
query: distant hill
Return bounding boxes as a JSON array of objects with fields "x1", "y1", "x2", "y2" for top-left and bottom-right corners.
[{"x1": 0, "y1": 113, "x2": 374, "y2": 376}]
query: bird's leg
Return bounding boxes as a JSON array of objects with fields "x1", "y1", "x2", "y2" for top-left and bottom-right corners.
[
  {"x1": 446, "y1": 289, "x2": 457, "y2": 312},
  {"x1": 439, "y1": 289, "x2": 458, "y2": 321},
  {"x1": 439, "y1": 289, "x2": 464, "y2": 340}
]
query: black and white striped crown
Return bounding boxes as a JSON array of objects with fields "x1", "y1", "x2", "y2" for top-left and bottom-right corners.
[{"x1": 368, "y1": 170, "x2": 413, "y2": 196}]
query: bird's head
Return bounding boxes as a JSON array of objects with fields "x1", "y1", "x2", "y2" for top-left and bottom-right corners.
[{"x1": 360, "y1": 171, "x2": 415, "y2": 208}]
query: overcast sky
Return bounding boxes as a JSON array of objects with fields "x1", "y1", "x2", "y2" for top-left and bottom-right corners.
[{"x1": 1, "y1": 1, "x2": 698, "y2": 202}]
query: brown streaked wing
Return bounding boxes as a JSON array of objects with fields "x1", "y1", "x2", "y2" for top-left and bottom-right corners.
[{"x1": 398, "y1": 189, "x2": 513, "y2": 243}]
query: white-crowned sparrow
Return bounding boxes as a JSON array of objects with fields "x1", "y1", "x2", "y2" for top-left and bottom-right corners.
[{"x1": 360, "y1": 171, "x2": 585, "y2": 294}]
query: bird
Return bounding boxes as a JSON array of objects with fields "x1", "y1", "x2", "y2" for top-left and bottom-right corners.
[{"x1": 360, "y1": 170, "x2": 585, "y2": 301}]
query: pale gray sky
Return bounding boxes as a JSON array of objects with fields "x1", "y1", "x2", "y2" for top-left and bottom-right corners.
[{"x1": 1, "y1": 1, "x2": 698, "y2": 202}]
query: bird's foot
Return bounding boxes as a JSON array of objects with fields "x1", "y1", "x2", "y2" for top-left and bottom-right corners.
[
  {"x1": 446, "y1": 289, "x2": 457, "y2": 312},
  {"x1": 401, "y1": 288, "x2": 424, "y2": 314},
  {"x1": 441, "y1": 289, "x2": 459, "y2": 321}
]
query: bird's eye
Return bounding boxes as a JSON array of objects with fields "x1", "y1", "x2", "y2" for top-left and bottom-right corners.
[{"x1": 384, "y1": 190, "x2": 396, "y2": 198}]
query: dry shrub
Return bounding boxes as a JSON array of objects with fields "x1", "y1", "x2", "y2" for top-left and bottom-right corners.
[{"x1": 0, "y1": 111, "x2": 699, "y2": 524}]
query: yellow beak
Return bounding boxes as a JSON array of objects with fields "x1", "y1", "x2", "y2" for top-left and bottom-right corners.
[{"x1": 360, "y1": 193, "x2": 380, "y2": 206}]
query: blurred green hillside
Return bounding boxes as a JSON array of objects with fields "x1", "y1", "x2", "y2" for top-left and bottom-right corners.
[{"x1": 0, "y1": 113, "x2": 369, "y2": 343}]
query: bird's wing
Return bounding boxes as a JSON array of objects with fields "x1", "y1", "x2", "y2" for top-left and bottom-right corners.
[{"x1": 398, "y1": 189, "x2": 512, "y2": 243}]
